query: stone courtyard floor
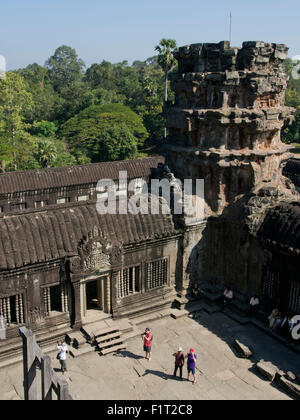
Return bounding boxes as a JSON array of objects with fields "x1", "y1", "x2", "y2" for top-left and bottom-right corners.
[{"x1": 1, "y1": 311, "x2": 300, "y2": 400}]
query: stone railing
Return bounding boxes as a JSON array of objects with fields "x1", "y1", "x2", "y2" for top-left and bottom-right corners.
[{"x1": 19, "y1": 327, "x2": 73, "y2": 400}]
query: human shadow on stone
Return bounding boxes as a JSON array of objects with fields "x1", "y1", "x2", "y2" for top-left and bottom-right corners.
[
  {"x1": 142, "y1": 369, "x2": 184, "y2": 381},
  {"x1": 113, "y1": 350, "x2": 145, "y2": 360}
]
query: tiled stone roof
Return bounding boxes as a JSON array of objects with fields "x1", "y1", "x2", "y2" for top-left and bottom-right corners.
[
  {"x1": 0, "y1": 156, "x2": 165, "y2": 195},
  {"x1": 0, "y1": 200, "x2": 177, "y2": 271}
]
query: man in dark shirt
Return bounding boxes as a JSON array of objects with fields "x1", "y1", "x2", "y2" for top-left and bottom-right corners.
[{"x1": 173, "y1": 347, "x2": 185, "y2": 379}]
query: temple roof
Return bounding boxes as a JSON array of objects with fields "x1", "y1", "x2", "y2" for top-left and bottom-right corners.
[
  {"x1": 257, "y1": 202, "x2": 300, "y2": 253},
  {"x1": 0, "y1": 200, "x2": 177, "y2": 271},
  {"x1": 0, "y1": 156, "x2": 165, "y2": 195}
]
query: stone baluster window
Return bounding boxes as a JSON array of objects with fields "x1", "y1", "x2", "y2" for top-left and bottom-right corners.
[
  {"x1": 43, "y1": 284, "x2": 69, "y2": 316},
  {"x1": 146, "y1": 258, "x2": 169, "y2": 290},
  {"x1": 0, "y1": 294, "x2": 25, "y2": 326},
  {"x1": 288, "y1": 280, "x2": 300, "y2": 313},
  {"x1": 262, "y1": 269, "x2": 280, "y2": 303},
  {"x1": 118, "y1": 266, "x2": 140, "y2": 299},
  {"x1": 43, "y1": 288, "x2": 51, "y2": 316}
]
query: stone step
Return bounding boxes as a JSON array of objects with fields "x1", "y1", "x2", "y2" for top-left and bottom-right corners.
[
  {"x1": 123, "y1": 327, "x2": 141, "y2": 343},
  {"x1": 0, "y1": 353, "x2": 23, "y2": 370},
  {"x1": 132, "y1": 311, "x2": 162, "y2": 327},
  {"x1": 98, "y1": 338, "x2": 124, "y2": 350},
  {"x1": 35, "y1": 323, "x2": 72, "y2": 345},
  {"x1": 82, "y1": 324, "x2": 118, "y2": 341},
  {"x1": 131, "y1": 307, "x2": 174, "y2": 326},
  {"x1": 223, "y1": 308, "x2": 250, "y2": 325},
  {"x1": 201, "y1": 289, "x2": 222, "y2": 302},
  {"x1": 100, "y1": 343, "x2": 127, "y2": 356},
  {"x1": 159, "y1": 308, "x2": 173, "y2": 319},
  {"x1": 96, "y1": 331, "x2": 122, "y2": 344},
  {"x1": 0, "y1": 324, "x2": 71, "y2": 368},
  {"x1": 81, "y1": 312, "x2": 112, "y2": 327},
  {"x1": 170, "y1": 309, "x2": 189, "y2": 319},
  {"x1": 121, "y1": 291, "x2": 176, "y2": 320},
  {"x1": 104, "y1": 318, "x2": 133, "y2": 334},
  {"x1": 41, "y1": 343, "x2": 61, "y2": 356},
  {"x1": 0, "y1": 337, "x2": 70, "y2": 370},
  {"x1": 66, "y1": 331, "x2": 87, "y2": 348},
  {"x1": 69, "y1": 345, "x2": 97, "y2": 359}
]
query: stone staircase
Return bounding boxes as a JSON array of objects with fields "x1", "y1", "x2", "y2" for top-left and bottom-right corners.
[{"x1": 82, "y1": 321, "x2": 127, "y2": 356}]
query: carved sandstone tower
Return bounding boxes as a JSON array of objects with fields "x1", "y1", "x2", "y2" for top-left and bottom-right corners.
[
  {"x1": 164, "y1": 41, "x2": 298, "y2": 299},
  {"x1": 165, "y1": 41, "x2": 294, "y2": 216}
]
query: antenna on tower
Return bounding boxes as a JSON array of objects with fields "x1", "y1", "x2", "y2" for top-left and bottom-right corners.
[{"x1": 229, "y1": 12, "x2": 232, "y2": 44}]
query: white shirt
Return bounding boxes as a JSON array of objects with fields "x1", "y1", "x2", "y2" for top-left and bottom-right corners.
[
  {"x1": 250, "y1": 297, "x2": 259, "y2": 306},
  {"x1": 57, "y1": 344, "x2": 68, "y2": 361},
  {"x1": 224, "y1": 290, "x2": 233, "y2": 299}
]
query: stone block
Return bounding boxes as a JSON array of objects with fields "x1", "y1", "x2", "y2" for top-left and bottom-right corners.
[
  {"x1": 279, "y1": 377, "x2": 300, "y2": 400},
  {"x1": 286, "y1": 371, "x2": 296, "y2": 382},
  {"x1": 275, "y1": 370, "x2": 286, "y2": 381},
  {"x1": 233, "y1": 340, "x2": 253, "y2": 359},
  {"x1": 256, "y1": 361, "x2": 278, "y2": 382}
]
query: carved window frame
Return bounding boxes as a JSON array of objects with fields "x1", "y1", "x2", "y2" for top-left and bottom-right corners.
[
  {"x1": 117, "y1": 264, "x2": 141, "y2": 301},
  {"x1": 145, "y1": 257, "x2": 170, "y2": 291}
]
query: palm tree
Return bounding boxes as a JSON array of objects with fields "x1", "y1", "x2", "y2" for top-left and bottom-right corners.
[
  {"x1": 36, "y1": 139, "x2": 57, "y2": 168},
  {"x1": 155, "y1": 39, "x2": 177, "y2": 139}
]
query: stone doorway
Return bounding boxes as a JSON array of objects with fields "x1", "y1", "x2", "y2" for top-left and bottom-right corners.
[{"x1": 81, "y1": 276, "x2": 111, "y2": 319}]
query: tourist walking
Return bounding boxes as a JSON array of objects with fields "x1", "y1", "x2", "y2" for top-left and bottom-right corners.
[
  {"x1": 173, "y1": 347, "x2": 185, "y2": 379},
  {"x1": 57, "y1": 340, "x2": 68, "y2": 374},
  {"x1": 142, "y1": 328, "x2": 152, "y2": 362},
  {"x1": 186, "y1": 348, "x2": 197, "y2": 384}
]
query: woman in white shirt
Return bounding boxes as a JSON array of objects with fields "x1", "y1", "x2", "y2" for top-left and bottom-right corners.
[{"x1": 57, "y1": 341, "x2": 68, "y2": 374}]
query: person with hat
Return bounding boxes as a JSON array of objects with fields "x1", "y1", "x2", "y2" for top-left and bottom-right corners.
[
  {"x1": 173, "y1": 347, "x2": 185, "y2": 380},
  {"x1": 142, "y1": 328, "x2": 152, "y2": 361},
  {"x1": 186, "y1": 348, "x2": 197, "y2": 384}
]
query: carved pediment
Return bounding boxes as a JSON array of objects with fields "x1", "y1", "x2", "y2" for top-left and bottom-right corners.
[
  {"x1": 69, "y1": 226, "x2": 123, "y2": 274},
  {"x1": 83, "y1": 241, "x2": 111, "y2": 272}
]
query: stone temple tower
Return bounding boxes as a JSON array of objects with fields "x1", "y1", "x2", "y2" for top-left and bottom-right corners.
[
  {"x1": 163, "y1": 41, "x2": 299, "y2": 302},
  {"x1": 165, "y1": 41, "x2": 294, "y2": 216}
]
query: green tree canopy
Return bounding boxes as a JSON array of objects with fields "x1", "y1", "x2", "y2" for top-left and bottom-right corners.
[
  {"x1": 94, "y1": 124, "x2": 138, "y2": 162},
  {"x1": 45, "y1": 45, "x2": 85, "y2": 92},
  {"x1": 0, "y1": 72, "x2": 33, "y2": 170},
  {"x1": 282, "y1": 59, "x2": 300, "y2": 145},
  {"x1": 62, "y1": 104, "x2": 148, "y2": 162},
  {"x1": 32, "y1": 120, "x2": 57, "y2": 137}
]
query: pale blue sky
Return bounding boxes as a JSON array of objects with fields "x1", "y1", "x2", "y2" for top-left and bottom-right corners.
[{"x1": 1, "y1": 0, "x2": 299, "y2": 70}]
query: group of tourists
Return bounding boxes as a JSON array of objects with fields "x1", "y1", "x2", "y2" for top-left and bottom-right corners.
[
  {"x1": 217, "y1": 287, "x2": 260, "y2": 315},
  {"x1": 268, "y1": 309, "x2": 300, "y2": 342},
  {"x1": 142, "y1": 328, "x2": 198, "y2": 385}
]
